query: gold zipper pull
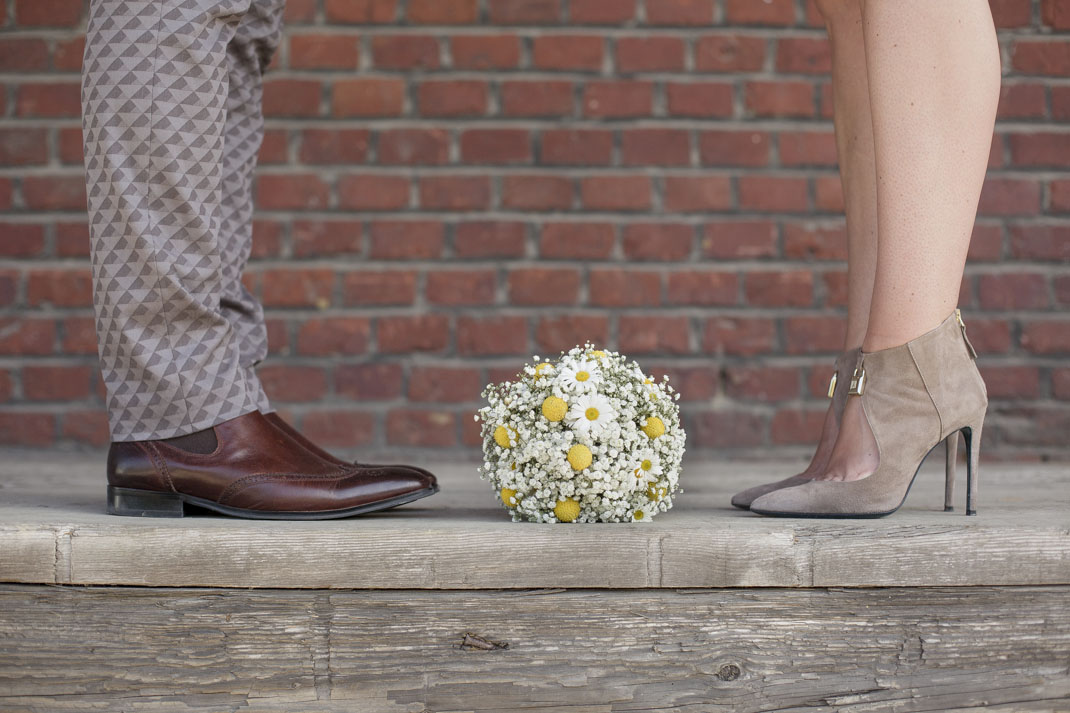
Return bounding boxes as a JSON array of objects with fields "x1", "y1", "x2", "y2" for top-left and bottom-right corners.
[
  {"x1": 955, "y1": 308, "x2": 978, "y2": 359},
  {"x1": 848, "y1": 365, "x2": 866, "y2": 396},
  {"x1": 826, "y1": 372, "x2": 837, "y2": 399}
]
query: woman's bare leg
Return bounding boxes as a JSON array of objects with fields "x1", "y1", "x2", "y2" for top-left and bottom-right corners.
[{"x1": 819, "y1": 0, "x2": 1001, "y2": 482}]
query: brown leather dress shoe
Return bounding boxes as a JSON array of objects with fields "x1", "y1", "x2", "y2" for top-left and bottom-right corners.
[{"x1": 106, "y1": 411, "x2": 438, "y2": 519}]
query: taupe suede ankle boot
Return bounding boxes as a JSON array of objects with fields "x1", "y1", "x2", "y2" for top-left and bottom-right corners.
[
  {"x1": 730, "y1": 347, "x2": 861, "y2": 509},
  {"x1": 749, "y1": 310, "x2": 987, "y2": 518}
]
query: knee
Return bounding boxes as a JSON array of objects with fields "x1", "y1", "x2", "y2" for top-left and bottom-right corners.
[{"x1": 812, "y1": 0, "x2": 861, "y2": 26}]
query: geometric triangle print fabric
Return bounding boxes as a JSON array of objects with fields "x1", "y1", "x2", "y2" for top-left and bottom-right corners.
[{"x1": 81, "y1": 0, "x2": 282, "y2": 441}]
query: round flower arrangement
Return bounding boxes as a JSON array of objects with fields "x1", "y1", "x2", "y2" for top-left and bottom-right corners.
[{"x1": 477, "y1": 345, "x2": 686, "y2": 523}]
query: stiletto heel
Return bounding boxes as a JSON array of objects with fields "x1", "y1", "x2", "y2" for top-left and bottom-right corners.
[
  {"x1": 944, "y1": 432, "x2": 958, "y2": 512},
  {"x1": 962, "y1": 423, "x2": 982, "y2": 516},
  {"x1": 107, "y1": 485, "x2": 185, "y2": 517}
]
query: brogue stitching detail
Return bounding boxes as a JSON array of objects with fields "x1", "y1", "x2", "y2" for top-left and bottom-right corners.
[
  {"x1": 217, "y1": 472, "x2": 355, "y2": 506},
  {"x1": 140, "y1": 441, "x2": 176, "y2": 493}
]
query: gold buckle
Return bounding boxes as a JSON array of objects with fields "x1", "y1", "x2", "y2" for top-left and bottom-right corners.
[
  {"x1": 826, "y1": 372, "x2": 837, "y2": 399},
  {"x1": 848, "y1": 366, "x2": 866, "y2": 396}
]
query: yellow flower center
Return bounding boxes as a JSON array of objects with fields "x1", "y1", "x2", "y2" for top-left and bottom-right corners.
[
  {"x1": 534, "y1": 362, "x2": 552, "y2": 380},
  {"x1": 641, "y1": 459, "x2": 652, "y2": 471},
  {"x1": 591, "y1": 350, "x2": 606, "y2": 358},
  {"x1": 554, "y1": 498, "x2": 581, "y2": 523},
  {"x1": 641, "y1": 416, "x2": 666, "y2": 439},
  {"x1": 585, "y1": 407, "x2": 599, "y2": 421},
  {"x1": 542, "y1": 396, "x2": 567, "y2": 422},
  {"x1": 566, "y1": 443, "x2": 593, "y2": 471},
  {"x1": 500, "y1": 487, "x2": 520, "y2": 507},
  {"x1": 493, "y1": 425, "x2": 516, "y2": 448},
  {"x1": 647, "y1": 484, "x2": 667, "y2": 500},
  {"x1": 634, "y1": 510, "x2": 644, "y2": 520},
  {"x1": 576, "y1": 371, "x2": 590, "y2": 382}
]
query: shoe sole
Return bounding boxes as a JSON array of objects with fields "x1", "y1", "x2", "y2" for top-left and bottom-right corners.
[{"x1": 107, "y1": 484, "x2": 439, "y2": 520}]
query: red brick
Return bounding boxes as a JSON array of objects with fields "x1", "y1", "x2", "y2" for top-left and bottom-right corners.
[
  {"x1": 1055, "y1": 275, "x2": 1070, "y2": 306},
  {"x1": 284, "y1": 0, "x2": 317, "y2": 22},
  {"x1": 1021, "y1": 320, "x2": 1070, "y2": 354},
  {"x1": 739, "y1": 176, "x2": 809, "y2": 212},
  {"x1": 259, "y1": 366, "x2": 328, "y2": 402},
  {"x1": 725, "y1": 366, "x2": 799, "y2": 402},
  {"x1": 325, "y1": 0, "x2": 397, "y2": 22},
  {"x1": 336, "y1": 175, "x2": 409, "y2": 211},
  {"x1": 540, "y1": 222, "x2": 614, "y2": 258},
  {"x1": 1042, "y1": 0, "x2": 1070, "y2": 29},
  {"x1": 488, "y1": 0, "x2": 561, "y2": 24},
  {"x1": 621, "y1": 129, "x2": 691, "y2": 166},
  {"x1": 460, "y1": 129, "x2": 531, "y2": 164},
  {"x1": 0, "y1": 413, "x2": 55, "y2": 446},
  {"x1": 1009, "y1": 132, "x2": 1070, "y2": 167},
  {"x1": 990, "y1": 0, "x2": 1032, "y2": 27},
  {"x1": 695, "y1": 35, "x2": 766, "y2": 72},
  {"x1": 260, "y1": 269, "x2": 334, "y2": 308},
  {"x1": 451, "y1": 35, "x2": 521, "y2": 69},
  {"x1": 968, "y1": 223, "x2": 1004, "y2": 261},
  {"x1": 583, "y1": 81, "x2": 653, "y2": 118},
  {"x1": 426, "y1": 270, "x2": 497, "y2": 305},
  {"x1": 55, "y1": 223, "x2": 90, "y2": 258},
  {"x1": 589, "y1": 269, "x2": 661, "y2": 307},
  {"x1": 455, "y1": 222, "x2": 527, "y2": 258},
  {"x1": 409, "y1": 367, "x2": 483, "y2": 403},
  {"x1": 60, "y1": 316, "x2": 96, "y2": 354},
  {"x1": 300, "y1": 410, "x2": 376, "y2": 448},
  {"x1": 663, "y1": 176, "x2": 733, "y2": 212},
  {"x1": 379, "y1": 129, "x2": 450, "y2": 165},
  {"x1": 645, "y1": 0, "x2": 714, "y2": 25},
  {"x1": 724, "y1": 0, "x2": 795, "y2": 25},
  {"x1": 1054, "y1": 368, "x2": 1070, "y2": 399},
  {"x1": 0, "y1": 38, "x2": 48, "y2": 71},
  {"x1": 962, "y1": 317, "x2": 1012, "y2": 354},
  {"x1": 784, "y1": 316, "x2": 843, "y2": 354},
  {"x1": 783, "y1": 222, "x2": 848, "y2": 260},
  {"x1": 26, "y1": 269, "x2": 93, "y2": 307},
  {"x1": 622, "y1": 223, "x2": 694, "y2": 261},
  {"x1": 418, "y1": 80, "x2": 488, "y2": 117},
  {"x1": 508, "y1": 268, "x2": 581, "y2": 305},
  {"x1": 1009, "y1": 224, "x2": 1070, "y2": 261},
  {"x1": 540, "y1": 129, "x2": 613, "y2": 165},
  {"x1": 457, "y1": 316, "x2": 529, "y2": 355},
  {"x1": 779, "y1": 131, "x2": 838, "y2": 166},
  {"x1": 372, "y1": 35, "x2": 440, "y2": 69},
  {"x1": 771, "y1": 408, "x2": 824, "y2": 445},
  {"x1": 666, "y1": 82, "x2": 735, "y2": 117},
  {"x1": 619, "y1": 315, "x2": 690, "y2": 354},
  {"x1": 533, "y1": 35, "x2": 604, "y2": 71},
  {"x1": 419, "y1": 176, "x2": 492, "y2": 211},
  {"x1": 999, "y1": 84, "x2": 1047, "y2": 120},
  {"x1": 570, "y1": 0, "x2": 635, "y2": 23},
  {"x1": 378, "y1": 315, "x2": 450, "y2": 353},
  {"x1": 255, "y1": 174, "x2": 329, "y2": 210},
  {"x1": 978, "y1": 178, "x2": 1040, "y2": 216},
  {"x1": 0, "y1": 178, "x2": 10, "y2": 211},
  {"x1": 22, "y1": 176, "x2": 86, "y2": 211},
  {"x1": 978, "y1": 273, "x2": 1049, "y2": 310},
  {"x1": 263, "y1": 79, "x2": 322, "y2": 117},
  {"x1": 688, "y1": 410, "x2": 765, "y2": 448},
  {"x1": 581, "y1": 175, "x2": 652, "y2": 211},
  {"x1": 290, "y1": 34, "x2": 360, "y2": 69},
  {"x1": 703, "y1": 317, "x2": 776, "y2": 356},
  {"x1": 500, "y1": 81, "x2": 574, "y2": 117},
  {"x1": 332, "y1": 78, "x2": 404, "y2": 117},
  {"x1": 408, "y1": 0, "x2": 478, "y2": 23},
  {"x1": 1012, "y1": 40, "x2": 1070, "y2": 76},
  {"x1": 616, "y1": 37, "x2": 686, "y2": 73},
  {"x1": 666, "y1": 271, "x2": 739, "y2": 305},
  {"x1": 642, "y1": 365, "x2": 717, "y2": 401},
  {"x1": 23, "y1": 365, "x2": 91, "y2": 401},
  {"x1": 343, "y1": 271, "x2": 418, "y2": 305},
  {"x1": 0, "y1": 270, "x2": 16, "y2": 307},
  {"x1": 368, "y1": 221, "x2": 444, "y2": 259},
  {"x1": 701, "y1": 220, "x2": 778, "y2": 260},
  {"x1": 699, "y1": 130, "x2": 770, "y2": 167},
  {"x1": 1051, "y1": 180, "x2": 1070, "y2": 212},
  {"x1": 258, "y1": 130, "x2": 288, "y2": 164},
  {"x1": 62, "y1": 409, "x2": 109, "y2": 447},
  {"x1": 978, "y1": 365, "x2": 1040, "y2": 399},
  {"x1": 745, "y1": 80, "x2": 815, "y2": 117},
  {"x1": 386, "y1": 409, "x2": 457, "y2": 447},
  {"x1": 299, "y1": 129, "x2": 370, "y2": 164},
  {"x1": 291, "y1": 220, "x2": 362, "y2": 258},
  {"x1": 335, "y1": 363, "x2": 403, "y2": 399},
  {"x1": 775, "y1": 37, "x2": 830, "y2": 74},
  {"x1": 814, "y1": 175, "x2": 844, "y2": 212},
  {"x1": 15, "y1": 0, "x2": 82, "y2": 26},
  {"x1": 0, "y1": 129, "x2": 47, "y2": 165},
  {"x1": 745, "y1": 270, "x2": 814, "y2": 307},
  {"x1": 535, "y1": 315, "x2": 609, "y2": 352},
  {"x1": 57, "y1": 127, "x2": 84, "y2": 165},
  {"x1": 501, "y1": 175, "x2": 573, "y2": 211},
  {"x1": 294, "y1": 317, "x2": 371, "y2": 356}
]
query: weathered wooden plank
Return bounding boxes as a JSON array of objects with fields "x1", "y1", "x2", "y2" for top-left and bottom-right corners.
[
  {"x1": 1, "y1": 584, "x2": 1068, "y2": 712},
  {"x1": 1, "y1": 453, "x2": 1069, "y2": 589}
]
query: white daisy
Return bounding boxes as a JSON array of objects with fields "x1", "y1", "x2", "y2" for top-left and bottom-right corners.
[
  {"x1": 559, "y1": 359, "x2": 601, "y2": 391},
  {"x1": 632, "y1": 451, "x2": 663, "y2": 485},
  {"x1": 566, "y1": 393, "x2": 616, "y2": 437}
]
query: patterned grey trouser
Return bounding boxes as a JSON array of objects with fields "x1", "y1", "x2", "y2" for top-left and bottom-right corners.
[{"x1": 82, "y1": 0, "x2": 285, "y2": 441}]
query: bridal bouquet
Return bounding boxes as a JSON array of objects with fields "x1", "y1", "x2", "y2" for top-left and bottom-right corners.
[{"x1": 477, "y1": 345, "x2": 685, "y2": 523}]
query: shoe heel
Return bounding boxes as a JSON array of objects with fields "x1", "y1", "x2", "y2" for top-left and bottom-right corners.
[
  {"x1": 944, "y1": 431, "x2": 958, "y2": 512},
  {"x1": 961, "y1": 423, "x2": 982, "y2": 516},
  {"x1": 107, "y1": 486, "x2": 184, "y2": 517}
]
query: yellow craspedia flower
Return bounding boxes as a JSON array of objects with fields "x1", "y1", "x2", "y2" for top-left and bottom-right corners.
[
  {"x1": 633, "y1": 510, "x2": 645, "y2": 520},
  {"x1": 641, "y1": 416, "x2": 666, "y2": 439},
  {"x1": 493, "y1": 425, "x2": 516, "y2": 448},
  {"x1": 590, "y1": 350, "x2": 606, "y2": 358},
  {"x1": 534, "y1": 362, "x2": 552, "y2": 380},
  {"x1": 554, "y1": 498, "x2": 580, "y2": 522},
  {"x1": 542, "y1": 395, "x2": 567, "y2": 422},
  {"x1": 567, "y1": 443, "x2": 592, "y2": 471},
  {"x1": 647, "y1": 484, "x2": 667, "y2": 500},
  {"x1": 501, "y1": 487, "x2": 520, "y2": 507}
]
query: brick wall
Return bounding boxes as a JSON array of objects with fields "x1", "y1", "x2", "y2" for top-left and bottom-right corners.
[{"x1": 1, "y1": 0, "x2": 1068, "y2": 460}]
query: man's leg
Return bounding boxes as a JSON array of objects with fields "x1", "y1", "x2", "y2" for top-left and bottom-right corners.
[{"x1": 83, "y1": 0, "x2": 268, "y2": 441}]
